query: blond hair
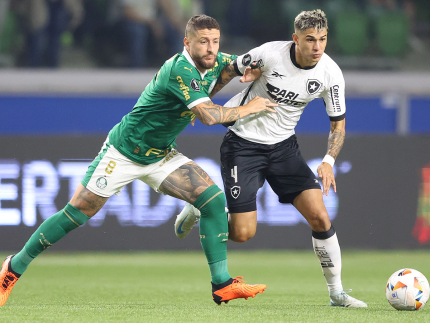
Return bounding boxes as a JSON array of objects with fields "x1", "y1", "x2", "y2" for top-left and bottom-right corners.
[{"x1": 294, "y1": 9, "x2": 328, "y2": 32}]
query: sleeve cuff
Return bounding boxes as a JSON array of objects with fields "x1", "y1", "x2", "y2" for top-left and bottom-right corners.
[
  {"x1": 187, "y1": 97, "x2": 210, "y2": 109},
  {"x1": 232, "y1": 59, "x2": 243, "y2": 76},
  {"x1": 329, "y1": 113, "x2": 345, "y2": 122}
]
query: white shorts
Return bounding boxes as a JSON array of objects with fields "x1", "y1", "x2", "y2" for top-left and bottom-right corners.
[{"x1": 81, "y1": 137, "x2": 191, "y2": 197}]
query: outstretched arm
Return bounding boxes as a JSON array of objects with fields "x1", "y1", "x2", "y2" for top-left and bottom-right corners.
[
  {"x1": 210, "y1": 61, "x2": 262, "y2": 98},
  {"x1": 317, "y1": 119, "x2": 346, "y2": 195},
  {"x1": 191, "y1": 96, "x2": 277, "y2": 126}
]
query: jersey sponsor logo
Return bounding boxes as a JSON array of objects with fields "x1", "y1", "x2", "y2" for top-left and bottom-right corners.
[
  {"x1": 176, "y1": 76, "x2": 190, "y2": 100},
  {"x1": 271, "y1": 71, "x2": 285, "y2": 79},
  {"x1": 96, "y1": 177, "x2": 108, "y2": 189},
  {"x1": 181, "y1": 111, "x2": 195, "y2": 118},
  {"x1": 330, "y1": 85, "x2": 341, "y2": 112},
  {"x1": 266, "y1": 83, "x2": 305, "y2": 106},
  {"x1": 306, "y1": 79, "x2": 322, "y2": 95},
  {"x1": 190, "y1": 78, "x2": 200, "y2": 92},
  {"x1": 184, "y1": 67, "x2": 193, "y2": 73},
  {"x1": 231, "y1": 185, "x2": 241, "y2": 199},
  {"x1": 145, "y1": 147, "x2": 170, "y2": 157},
  {"x1": 242, "y1": 54, "x2": 251, "y2": 66}
]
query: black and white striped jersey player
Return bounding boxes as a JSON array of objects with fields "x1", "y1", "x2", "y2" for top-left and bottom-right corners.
[{"x1": 175, "y1": 9, "x2": 367, "y2": 308}]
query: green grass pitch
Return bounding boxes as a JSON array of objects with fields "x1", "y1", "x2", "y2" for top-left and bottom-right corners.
[{"x1": 1, "y1": 250, "x2": 430, "y2": 322}]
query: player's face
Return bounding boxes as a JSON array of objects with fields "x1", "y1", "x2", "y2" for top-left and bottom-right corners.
[
  {"x1": 184, "y1": 28, "x2": 220, "y2": 71},
  {"x1": 293, "y1": 28, "x2": 327, "y2": 67}
]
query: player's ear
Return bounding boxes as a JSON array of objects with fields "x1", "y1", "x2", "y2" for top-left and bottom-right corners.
[
  {"x1": 292, "y1": 33, "x2": 299, "y2": 45},
  {"x1": 184, "y1": 37, "x2": 190, "y2": 50}
]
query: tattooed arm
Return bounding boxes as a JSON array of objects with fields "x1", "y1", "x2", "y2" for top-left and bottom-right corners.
[
  {"x1": 327, "y1": 119, "x2": 346, "y2": 160},
  {"x1": 209, "y1": 63, "x2": 238, "y2": 98},
  {"x1": 317, "y1": 119, "x2": 346, "y2": 196},
  {"x1": 191, "y1": 97, "x2": 277, "y2": 126},
  {"x1": 210, "y1": 61, "x2": 262, "y2": 98}
]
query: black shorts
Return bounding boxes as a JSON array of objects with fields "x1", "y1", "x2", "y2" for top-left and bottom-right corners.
[{"x1": 220, "y1": 131, "x2": 321, "y2": 213}]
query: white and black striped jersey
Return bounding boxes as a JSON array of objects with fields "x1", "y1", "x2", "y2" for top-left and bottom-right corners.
[{"x1": 226, "y1": 41, "x2": 346, "y2": 145}]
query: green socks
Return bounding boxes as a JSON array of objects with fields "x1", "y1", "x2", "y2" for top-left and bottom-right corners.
[
  {"x1": 11, "y1": 203, "x2": 90, "y2": 275},
  {"x1": 194, "y1": 185, "x2": 231, "y2": 285}
]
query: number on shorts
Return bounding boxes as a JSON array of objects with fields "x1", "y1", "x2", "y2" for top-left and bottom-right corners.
[
  {"x1": 105, "y1": 161, "x2": 116, "y2": 174},
  {"x1": 231, "y1": 165, "x2": 238, "y2": 183}
]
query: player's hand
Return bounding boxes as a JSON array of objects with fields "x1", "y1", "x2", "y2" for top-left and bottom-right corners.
[
  {"x1": 317, "y1": 162, "x2": 336, "y2": 196},
  {"x1": 244, "y1": 96, "x2": 277, "y2": 114},
  {"x1": 240, "y1": 61, "x2": 262, "y2": 83},
  {"x1": 190, "y1": 114, "x2": 196, "y2": 126}
]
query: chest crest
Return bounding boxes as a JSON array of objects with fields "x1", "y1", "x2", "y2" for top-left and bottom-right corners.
[{"x1": 306, "y1": 79, "x2": 323, "y2": 95}]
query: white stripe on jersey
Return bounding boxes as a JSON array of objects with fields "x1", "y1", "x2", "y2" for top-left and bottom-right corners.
[{"x1": 226, "y1": 41, "x2": 346, "y2": 145}]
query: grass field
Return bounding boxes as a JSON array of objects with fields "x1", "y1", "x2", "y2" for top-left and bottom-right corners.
[{"x1": 1, "y1": 250, "x2": 430, "y2": 322}]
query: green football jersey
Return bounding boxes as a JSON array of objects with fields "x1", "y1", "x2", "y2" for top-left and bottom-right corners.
[{"x1": 108, "y1": 50, "x2": 237, "y2": 165}]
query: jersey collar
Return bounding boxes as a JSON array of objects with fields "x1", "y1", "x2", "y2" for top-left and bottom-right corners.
[
  {"x1": 182, "y1": 47, "x2": 208, "y2": 79},
  {"x1": 290, "y1": 43, "x2": 317, "y2": 70}
]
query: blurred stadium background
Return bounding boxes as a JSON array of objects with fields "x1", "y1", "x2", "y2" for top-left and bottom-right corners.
[{"x1": 1, "y1": 0, "x2": 430, "y2": 253}]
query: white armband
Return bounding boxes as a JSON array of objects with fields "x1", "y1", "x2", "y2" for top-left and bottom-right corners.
[{"x1": 322, "y1": 155, "x2": 335, "y2": 167}]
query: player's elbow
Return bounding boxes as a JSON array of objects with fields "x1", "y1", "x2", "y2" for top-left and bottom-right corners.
[{"x1": 201, "y1": 119, "x2": 217, "y2": 126}]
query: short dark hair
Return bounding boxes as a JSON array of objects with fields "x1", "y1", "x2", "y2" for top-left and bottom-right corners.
[{"x1": 185, "y1": 15, "x2": 220, "y2": 38}]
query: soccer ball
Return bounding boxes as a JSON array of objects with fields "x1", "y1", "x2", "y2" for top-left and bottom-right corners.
[{"x1": 386, "y1": 268, "x2": 430, "y2": 311}]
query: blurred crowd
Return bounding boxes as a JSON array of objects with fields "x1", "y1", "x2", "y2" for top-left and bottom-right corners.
[{"x1": 0, "y1": 0, "x2": 429, "y2": 69}]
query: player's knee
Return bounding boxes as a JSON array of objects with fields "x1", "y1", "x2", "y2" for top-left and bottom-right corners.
[
  {"x1": 69, "y1": 195, "x2": 103, "y2": 218},
  {"x1": 229, "y1": 226, "x2": 256, "y2": 243},
  {"x1": 307, "y1": 211, "x2": 331, "y2": 232}
]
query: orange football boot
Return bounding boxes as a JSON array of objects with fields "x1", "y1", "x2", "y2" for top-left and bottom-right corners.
[
  {"x1": 212, "y1": 276, "x2": 267, "y2": 305},
  {"x1": 0, "y1": 255, "x2": 21, "y2": 307}
]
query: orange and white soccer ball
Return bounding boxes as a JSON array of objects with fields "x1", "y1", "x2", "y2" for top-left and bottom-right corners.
[{"x1": 386, "y1": 268, "x2": 430, "y2": 311}]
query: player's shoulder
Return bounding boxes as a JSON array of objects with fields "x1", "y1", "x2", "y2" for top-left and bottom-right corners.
[
  {"x1": 255, "y1": 41, "x2": 291, "y2": 53},
  {"x1": 172, "y1": 53, "x2": 194, "y2": 74},
  {"x1": 319, "y1": 52, "x2": 343, "y2": 77},
  {"x1": 217, "y1": 51, "x2": 235, "y2": 60},
  {"x1": 216, "y1": 51, "x2": 236, "y2": 67}
]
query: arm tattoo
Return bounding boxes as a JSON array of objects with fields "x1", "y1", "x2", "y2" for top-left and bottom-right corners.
[
  {"x1": 192, "y1": 100, "x2": 241, "y2": 125},
  {"x1": 327, "y1": 128, "x2": 345, "y2": 160},
  {"x1": 159, "y1": 162, "x2": 215, "y2": 204},
  {"x1": 210, "y1": 64, "x2": 238, "y2": 98}
]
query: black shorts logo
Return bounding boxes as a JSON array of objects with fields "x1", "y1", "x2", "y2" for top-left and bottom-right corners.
[
  {"x1": 306, "y1": 79, "x2": 322, "y2": 95},
  {"x1": 231, "y1": 186, "x2": 241, "y2": 199},
  {"x1": 190, "y1": 78, "x2": 200, "y2": 92},
  {"x1": 242, "y1": 54, "x2": 251, "y2": 66}
]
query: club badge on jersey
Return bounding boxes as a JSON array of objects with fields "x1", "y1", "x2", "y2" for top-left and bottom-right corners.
[{"x1": 306, "y1": 79, "x2": 322, "y2": 95}]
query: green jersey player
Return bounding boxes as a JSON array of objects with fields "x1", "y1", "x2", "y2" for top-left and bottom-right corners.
[{"x1": 0, "y1": 15, "x2": 277, "y2": 307}]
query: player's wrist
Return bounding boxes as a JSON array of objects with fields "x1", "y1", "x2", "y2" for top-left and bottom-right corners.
[{"x1": 322, "y1": 155, "x2": 335, "y2": 168}]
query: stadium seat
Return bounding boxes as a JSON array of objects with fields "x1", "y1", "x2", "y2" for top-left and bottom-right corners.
[
  {"x1": 334, "y1": 11, "x2": 369, "y2": 56},
  {"x1": 376, "y1": 12, "x2": 409, "y2": 57}
]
